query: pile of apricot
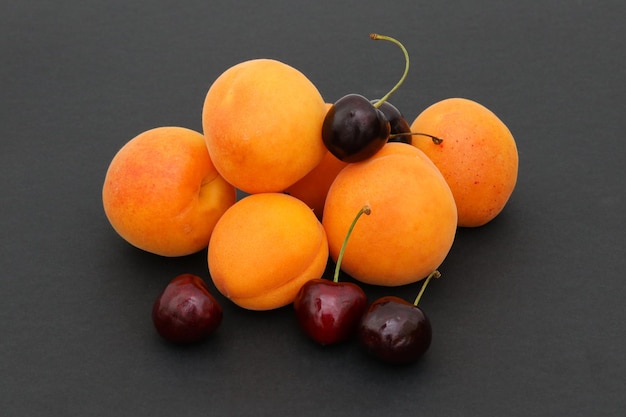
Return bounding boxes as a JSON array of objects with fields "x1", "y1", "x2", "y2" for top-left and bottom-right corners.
[{"x1": 102, "y1": 34, "x2": 518, "y2": 363}]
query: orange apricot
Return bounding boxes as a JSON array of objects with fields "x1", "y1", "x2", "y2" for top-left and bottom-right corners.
[
  {"x1": 208, "y1": 193, "x2": 329, "y2": 310},
  {"x1": 202, "y1": 59, "x2": 328, "y2": 194},
  {"x1": 322, "y1": 143, "x2": 457, "y2": 286},
  {"x1": 283, "y1": 149, "x2": 348, "y2": 220},
  {"x1": 283, "y1": 104, "x2": 348, "y2": 219},
  {"x1": 102, "y1": 127, "x2": 236, "y2": 256},
  {"x1": 410, "y1": 98, "x2": 518, "y2": 227}
]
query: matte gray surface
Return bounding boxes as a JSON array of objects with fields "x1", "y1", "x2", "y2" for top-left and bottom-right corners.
[{"x1": 2, "y1": 1, "x2": 624, "y2": 415}]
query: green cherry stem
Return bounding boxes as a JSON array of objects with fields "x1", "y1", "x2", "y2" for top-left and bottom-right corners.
[
  {"x1": 413, "y1": 270, "x2": 441, "y2": 306},
  {"x1": 389, "y1": 132, "x2": 445, "y2": 145},
  {"x1": 369, "y1": 33, "x2": 410, "y2": 109},
  {"x1": 333, "y1": 205, "x2": 372, "y2": 283}
]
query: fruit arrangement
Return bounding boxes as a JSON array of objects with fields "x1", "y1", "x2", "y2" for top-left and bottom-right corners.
[{"x1": 102, "y1": 34, "x2": 518, "y2": 363}]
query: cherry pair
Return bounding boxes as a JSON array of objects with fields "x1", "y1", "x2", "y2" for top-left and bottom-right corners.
[
  {"x1": 293, "y1": 205, "x2": 439, "y2": 364},
  {"x1": 322, "y1": 34, "x2": 442, "y2": 163}
]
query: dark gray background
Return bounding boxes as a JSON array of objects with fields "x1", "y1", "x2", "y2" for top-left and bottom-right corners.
[{"x1": 2, "y1": 1, "x2": 624, "y2": 416}]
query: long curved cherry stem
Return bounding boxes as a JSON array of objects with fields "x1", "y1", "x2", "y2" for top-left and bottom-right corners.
[
  {"x1": 413, "y1": 270, "x2": 441, "y2": 306},
  {"x1": 389, "y1": 132, "x2": 444, "y2": 145},
  {"x1": 333, "y1": 205, "x2": 372, "y2": 283},
  {"x1": 369, "y1": 33, "x2": 410, "y2": 109}
]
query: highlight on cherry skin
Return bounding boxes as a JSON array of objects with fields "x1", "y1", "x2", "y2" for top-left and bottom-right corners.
[
  {"x1": 293, "y1": 205, "x2": 371, "y2": 345},
  {"x1": 152, "y1": 274, "x2": 223, "y2": 344}
]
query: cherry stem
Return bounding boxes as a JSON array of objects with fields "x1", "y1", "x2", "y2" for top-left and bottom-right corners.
[
  {"x1": 369, "y1": 33, "x2": 409, "y2": 109},
  {"x1": 389, "y1": 132, "x2": 444, "y2": 145},
  {"x1": 413, "y1": 270, "x2": 441, "y2": 306},
  {"x1": 333, "y1": 205, "x2": 372, "y2": 283}
]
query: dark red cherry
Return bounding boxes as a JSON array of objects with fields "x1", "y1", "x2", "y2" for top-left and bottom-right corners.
[
  {"x1": 294, "y1": 205, "x2": 371, "y2": 345},
  {"x1": 322, "y1": 94, "x2": 391, "y2": 163},
  {"x1": 321, "y1": 34, "x2": 415, "y2": 162},
  {"x1": 152, "y1": 273, "x2": 223, "y2": 344},
  {"x1": 294, "y1": 279, "x2": 368, "y2": 345},
  {"x1": 358, "y1": 270, "x2": 440, "y2": 363},
  {"x1": 370, "y1": 100, "x2": 412, "y2": 144},
  {"x1": 358, "y1": 296, "x2": 431, "y2": 363}
]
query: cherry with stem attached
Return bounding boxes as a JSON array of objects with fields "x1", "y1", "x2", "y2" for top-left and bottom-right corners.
[
  {"x1": 374, "y1": 101, "x2": 444, "y2": 145},
  {"x1": 323, "y1": 34, "x2": 443, "y2": 161},
  {"x1": 322, "y1": 34, "x2": 409, "y2": 162},
  {"x1": 358, "y1": 270, "x2": 441, "y2": 363},
  {"x1": 371, "y1": 100, "x2": 412, "y2": 144},
  {"x1": 294, "y1": 205, "x2": 371, "y2": 345}
]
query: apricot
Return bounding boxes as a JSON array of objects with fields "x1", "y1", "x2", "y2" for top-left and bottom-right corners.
[
  {"x1": 102, "y1": 126, "x2": 236, "y2": 257},
  {"x1": 410, "y1": 98, "x2": 518, "y2": 227},
  {"x1": 283, "y1": 104, "x2": 347, "y2": 219},
  {"x1": 202, "y1": 59, "x2": 328, "y2": 194},
  {"x1": 208, "y1": 193, "x2": 329, "y2": 310},
  {"x1": 322, "y1": 143, "x2": 457, "y2": 286},
  {"x1": 283, "y1": 150, "x2": 348, "y2": 220}
]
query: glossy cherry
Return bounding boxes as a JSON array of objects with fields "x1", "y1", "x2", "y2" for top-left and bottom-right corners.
[
  {"x1": 294, "y1": 279, "x2": 368, "y2": 345},
  {"x1": 358, "y1": 270, "x2": 440, "y2": 363},
  {"x1": 152, "y1": 273, "x2": 223, "y2": 344},
  {"x1": 321, "y1": 34, "x2": 410, "y2": 163},
  {"x1": 371, "y1": 100, "x2": 412, "y2": 144},
  {"x1": 322, "y1": 94, "x2": 390, "y2": 163},
  {"x1": 370, "y1": 100, "x2": 445, "y2": 146},
  {"x1": 294, "y1": 206, "x2": 371, "y2": 345}
]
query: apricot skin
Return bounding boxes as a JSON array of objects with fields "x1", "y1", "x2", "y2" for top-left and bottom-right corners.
[
  {"x1": 208, "y1": 193, "x2": 329, "y2": 310},
  {"x1": 102, "y1": 127, "x2": 236, "y2": 257},
  {"x1": 322, "y1": 143, "x2": 457, "y2": 286},
  {"x1": 283, "y1": 150, "x2": 348, "y2": 220},
  {"x1": 410, "y1": 98, "x2": 518, "y2": 227},
  {"x1": 202, "y1": 59, "x2": 328, "y2": 194},
  {"x1": 283, "y1": 104, "x2": 348, "y2": 219}
]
